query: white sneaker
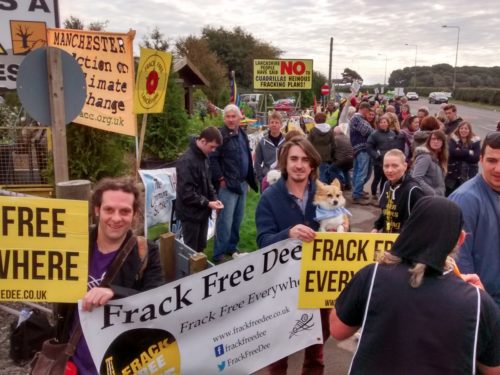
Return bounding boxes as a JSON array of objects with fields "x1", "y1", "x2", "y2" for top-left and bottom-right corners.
[{"x1": 232, "y1": 252, "x2": 248, "y2": 259}]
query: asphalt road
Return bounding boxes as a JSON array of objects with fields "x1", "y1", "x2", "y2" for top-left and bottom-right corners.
[{"x1": 408, "y1": 98, "x2": 499, "y2": 137}]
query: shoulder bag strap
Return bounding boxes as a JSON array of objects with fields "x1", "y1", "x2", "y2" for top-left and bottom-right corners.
[{"x1": 65, "y1": 234, "x2": 137, "y2": 356}]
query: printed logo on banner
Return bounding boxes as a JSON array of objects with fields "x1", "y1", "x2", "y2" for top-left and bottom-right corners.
[
  {"x1": 99, "y1": 328, "x2": 181, "y2": 374},
  {"x1": 289, "y1": 313, "x2": 315, "y2": 338},
  {"x1": 217, "y1": 361, "x2": 226, "y2": 372},
  {"x1": 10, "y1": 20, "x2": 47, "y2": 55},
  {"x1": 214, "y1": 344, "x2": 225, "y2": 357}
]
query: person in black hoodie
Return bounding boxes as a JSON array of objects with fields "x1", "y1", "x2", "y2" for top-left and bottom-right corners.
[
  {"x1": 372, "y1": 149, "x2": 426, "y2": 233},
  {"x1": 176, "y1": 126, "x2": 224, "y2": 252},
  {"x1": 443, "y1": 104, "x2": 463, "y2": 135},
  {"x1": 367, "y1": 115, "x2": 405, "y2": 202}
]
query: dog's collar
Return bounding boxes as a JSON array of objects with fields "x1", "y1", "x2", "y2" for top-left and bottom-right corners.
[{"x1": 314, "y1": 206, "x2": 352, "y2": 222}]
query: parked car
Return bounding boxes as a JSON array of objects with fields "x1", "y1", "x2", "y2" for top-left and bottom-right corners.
[
  {"x1": 274, "y1": 98, "x2": 295, "y2": 114},
  {"x1": 406, "y1": 92, "x2": 419, "y2": 101},
  {"x1": 428, "y1": 92, "x2": 449, "y2": 104}
]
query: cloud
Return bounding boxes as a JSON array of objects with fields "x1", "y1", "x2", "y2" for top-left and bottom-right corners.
[{"x1": 59, "y1": 0, "x2": 500, "y2": 84}]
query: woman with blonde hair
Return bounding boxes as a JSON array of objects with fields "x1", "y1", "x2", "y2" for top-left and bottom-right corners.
[
  {"x1": 445, "y1": 121, "x2": 481, "y2": 195},
  {"x1": 411, "y1": 129, "x2": 448, "y2": 196}
]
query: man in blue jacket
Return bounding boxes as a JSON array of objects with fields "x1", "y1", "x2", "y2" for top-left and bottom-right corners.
[
  {"x1": 449, "y1": 132, "x2": 500, "y2": 307},
  {"x1": 256, "y1": 136, "x2": 331, "y2": 374},
  {"x1": 209, "y1": 104, "x2": 258, "y2": 263}
]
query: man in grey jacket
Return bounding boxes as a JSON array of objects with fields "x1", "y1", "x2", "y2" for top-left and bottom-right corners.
[{"x1": 254, "y1": 111, "x2": 284, "y2": 190}]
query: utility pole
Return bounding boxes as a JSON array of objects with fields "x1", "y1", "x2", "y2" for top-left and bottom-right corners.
[
  {"x1": 442, "y1": 25, "x2": 461, "y2": 94},
  {"x1": 328, "y1": 37, "x2": 333, "y2": 101}
]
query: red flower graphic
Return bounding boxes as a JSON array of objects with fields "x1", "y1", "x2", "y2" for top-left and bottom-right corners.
[{"x1": 146, "y1": 70, "x2": 159, "y2": 95}]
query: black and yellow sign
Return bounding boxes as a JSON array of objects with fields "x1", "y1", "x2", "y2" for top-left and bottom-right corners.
[
  {"x1": 10, "y1": 20, "x2": 47, "y2": 55},
  {"x1": 253, "y1": 59, "x2": 313, "y2": 90},
  {"x1": 299, "y1": 232, "x2": 398, "y2": 308},
  {"x1": 0, "y1": 43, "x2": 7, "y2": 55},
  {"x1": 0, "y1": 196, "x2": 88, "y2": 302}
]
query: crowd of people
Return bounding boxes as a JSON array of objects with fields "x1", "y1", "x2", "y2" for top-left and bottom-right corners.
[{"x1": 54, "y1": 97, "x2": 499, "y2": 374}]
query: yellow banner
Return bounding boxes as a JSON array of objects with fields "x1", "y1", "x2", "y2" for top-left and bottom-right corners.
[
  {"x1": 134, "y1": 48, "x2": 172, "y2": 114},
  {"x1": 0, "y1": 197, "x2": 88, "y2": 302},
  {"x1": 299, "y1": 232, "x2": 398, "y2": 308},
  {"x1": 253, "y1": 59, "x2": 313, "y2": 90},
  {"x1": 47, "y1": 28, "x2": 137, "y2": 136}
]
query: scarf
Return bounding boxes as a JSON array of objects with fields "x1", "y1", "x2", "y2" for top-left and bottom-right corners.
[{"x1": 314, "y1": 206, "x2": 352, "y2": 222}]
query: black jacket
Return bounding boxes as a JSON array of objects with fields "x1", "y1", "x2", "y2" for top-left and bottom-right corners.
[
  {"x1": 367, "y1": 129, "x2": 405, "y2": 166},
  {"x1": 444, "y1": 116, "x2": 463, "y2": 135},
  {"x1": 209, "y1": 125, "x2": 258, "y2": 194},
  {"x1": 55, "y1": 227, "x2": 164, "y2": 342},
  {"x1": 373, "y1": 174, "x2": 426, "y2": 233},
  {"x1": 176, "y1": 140, "x2": 217, "y2": 222}
]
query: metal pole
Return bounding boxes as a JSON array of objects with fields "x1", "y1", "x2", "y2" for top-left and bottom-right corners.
[
  {"x1": 453, "y1": 27, "x2": 460, "y2": 93},
  {"x1": 328, "y1": 37, "x2": 333, "y2": 102},
  {"x1": 414, "y1": 45, "x2": 417, "y2": 89}
]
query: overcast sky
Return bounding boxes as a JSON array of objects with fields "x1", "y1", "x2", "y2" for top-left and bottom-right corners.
[{"x1": 60, "y1": 0, "x2": 500, "y2": 85}]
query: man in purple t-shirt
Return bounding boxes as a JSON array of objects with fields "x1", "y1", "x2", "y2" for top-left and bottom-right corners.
[{"x1": 54, "y1": 178, "x2": 164, "y2": 374}]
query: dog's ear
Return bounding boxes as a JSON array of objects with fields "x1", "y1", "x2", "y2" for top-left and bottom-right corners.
[
  {"x1": 316, "y1": 179, "x2": 325, "y2": 190},
  {"x1": 331, "y1": 179, "x2": 341, "y2": 189}
]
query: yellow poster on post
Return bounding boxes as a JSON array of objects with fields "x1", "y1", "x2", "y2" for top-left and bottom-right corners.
[
  {"x1": 299, "y1": 232, "x2": 398, "y2": 308},
  {"x1": 47, "y1": 28, "x2": 137, "y2": 136},
  {"x1": 134, "y1": 48, "x2": 172, "y2": 114},
  {"x1": 0, "y1": 196, "x2": 88, "y2": 303},
  {"x1": 253, "y1": 59, "x2": 313, "y2": 90}
]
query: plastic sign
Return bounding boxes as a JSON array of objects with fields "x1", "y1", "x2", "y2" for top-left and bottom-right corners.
[
  {"x1": 299, "y1": 232, "x2": 398, "y2": 308},
  {"x1": 0, "y1": 196, "x2": 88, "y2": 303},
  {"x1": 0, "y1": 0, "x2": 59, "y2": 88},
  {"x1": 134, "y1": 48, "x2": 172, "y2": 114},
  {"x1": 253, "y1": 59, "x2": 313, "y2": 90}
]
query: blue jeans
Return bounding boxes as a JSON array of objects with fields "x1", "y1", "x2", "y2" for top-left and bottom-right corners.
[
  {"x1": 329, "y1": 164, "x2": 351, "y2": 188},
  {"x1": 319, "y1": 162, "x2": 333, "y2": 184},
  {"x1": 352, "y1": 151, "x2": 371, "y2": 199},
  {"x1": 213, "y1": 182, "x2": 247, "y2": 260}
]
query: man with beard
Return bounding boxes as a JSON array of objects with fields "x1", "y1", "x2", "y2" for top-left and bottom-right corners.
[{"x1": 256, "y1": 136, "x2": 330, "y2": 374}]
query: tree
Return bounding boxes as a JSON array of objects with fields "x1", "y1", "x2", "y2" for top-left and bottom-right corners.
[
  {"x1": 141, "y1": 26, "x2": 169, "y2": 51},
  {"x1": 175, "y1": 36, "x2": 229, "y2": 106},
  {"x1": 341, "y1": 68, "x2": 363, "y2": 83},
  {"x1": 63, "y1": 16, "x2": 84, "y2": 30},
  {"x1": 201, "y1": 26, "x2": 282, "y2": 89}
]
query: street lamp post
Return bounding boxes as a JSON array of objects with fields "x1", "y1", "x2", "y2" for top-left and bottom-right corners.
[
  {"x1": 378, "y1": 53, "x2": 388, "y2": 93},
  {"x1": 442, "y1": 25, "x2": 460, "y2": 94},
  {"x1": 405, "y1": 43, "x2": 418, "y2": 89}
]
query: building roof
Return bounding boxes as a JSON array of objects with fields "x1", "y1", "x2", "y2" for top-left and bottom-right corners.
[{"x1": 173, "y1": 57, "x2": 210, "y2": 87}]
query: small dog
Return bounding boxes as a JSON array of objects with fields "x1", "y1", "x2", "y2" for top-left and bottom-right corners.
[
  {"x1": 266, "y1": 169, "x2": 282, "y2": 186},
  {"x1": 313, "y1": 179, "x2": 350, "y2": 232}
]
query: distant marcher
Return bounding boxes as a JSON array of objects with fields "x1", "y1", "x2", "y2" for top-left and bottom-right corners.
[
  {"x1": 330, "y1": 126, "x2": 354, "y2": 190},
  {"x1": 325, "y1": 101, "x2": 339, "y2": 127},
  {"x1": 331, "y1": 196, "x2": 500, "y2": 374},
  {"x1": 372, "y1": 149, "x2": 426, "y2": 233},
  {"x1": 350, "y1": 102, "x2": 375, "y2": 204},
  {"x1": 443, "y1": 104, "x2": 463, "y2": 135},
  {"x1": 416, "y1": 106, "x2": 429, "y2": 122},
  {"x1": 254, "y1": 111, "x2": 285, "y2": 191},
  {"x1": 176, "y1": 127, "x2": 224, "y2": 252},
  {"x1": 411, "y1": 130, "x2": 448, "y2": 196},
  {"x1": 445, "y1": 121, "x2": 480, "y2": 196},
  {"x1": 449, "y1": 132, "x2": 500, "y2": 307},
  {"x1": 400, "y1": 115, "x2": 419, "y2": 160},
  {"x1": 367, "y1": 107, "x2": 377, "y2": 128},
  {"x1": 398, "y1": 103, "x2": 411, "y2": 123},
  {"x1": 308, "y1": 112, "x2": 335, "y2": 183},
  {"x1": 367, "y1": 116, "x2": 404, "y2": 201},
  {"x1": 209, "y1": 104, "x2": 258, "y2": 263}
]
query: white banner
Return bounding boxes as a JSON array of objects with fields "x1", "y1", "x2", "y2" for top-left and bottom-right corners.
[{"x1": 80, "y1": 239, "x2": 322, "y2": 375}]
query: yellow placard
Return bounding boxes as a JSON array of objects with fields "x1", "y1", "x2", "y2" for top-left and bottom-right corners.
[
  {"x1": 299, "y1": 232, "x2": 398, "y2": 308},
  {"x1": 47, "y1": 28, "x2": 137, "y2": 136},
  {"x1": 134, "y1": 48, "x2": 172, "y2": 114},
  {"x1": 0, "y1": 196, "x2": 88, "y2": 302},
  {"x1": 10, "y1": 20, "x2": 48, "y2": 55},
  {"x1": 253, "y1": 59, "x2": 313, "y2": 90}
]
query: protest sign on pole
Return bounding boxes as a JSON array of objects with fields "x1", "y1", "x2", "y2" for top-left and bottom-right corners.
[
  {"x1": 46, "y1": 28, "x2": 137, "y2": 136},
  {"x1": 0, "y1": 196, "x2": 88, "y2": 302},
  {"x1": 299, "y1": 232, "x2": 398, "y2": 308},
  {"x1": 80, "y1": 239, "x2": 322, "y2": 375},
  {"x1": 253, "y1": 59, "x2": 313, "y2": 90},
  {"x1": 0, "y1": 0, "x2": 59, "y2": 89},
  {"x1": 139, "y1": 168, "x2": 176, "y2": 240}
]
